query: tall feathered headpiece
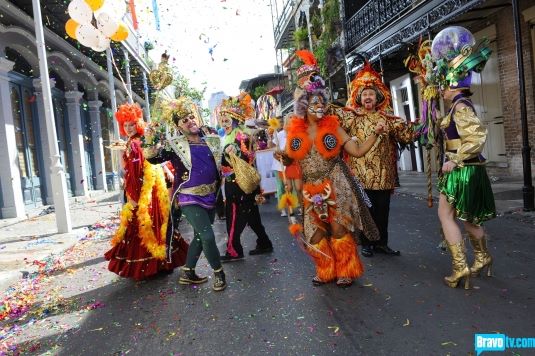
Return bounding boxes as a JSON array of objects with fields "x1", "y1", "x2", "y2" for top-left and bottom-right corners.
[
  {"x1": 295, "y1": 50, "x2": 325, "y2": 92},
  {"x1": 219, "y1": 92, "x2": 255, "y2": 122},
  {"x1": 347, "y1": 60, "x2": 391, "y2": 112}
]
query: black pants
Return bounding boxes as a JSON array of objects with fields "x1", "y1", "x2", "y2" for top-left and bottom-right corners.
[
  {"x1": 224, "y1": 181, "x2": 272, "y2": 257},
  {"x1": 361, "y1": 189, "x2": 392, "y2": 247}
]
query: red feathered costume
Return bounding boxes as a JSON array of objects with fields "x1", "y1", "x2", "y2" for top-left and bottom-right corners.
[{"x1": 105, "y1": 104, "x2": 188, "y2": 280}]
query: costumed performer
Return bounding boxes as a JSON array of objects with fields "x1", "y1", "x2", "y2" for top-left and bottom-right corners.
[
  {"x1": 431, "y1": 26, "x2": 496, "y2": 289},
  {"x1": 145, "y1": 98, "x2": 227, "y2": 291},
  {"x1": 105, "y1": 103, "x2": 188, "y2": 280},
  {"x1": 282, "y1": 50, "x2": 384, "y2": 287}
]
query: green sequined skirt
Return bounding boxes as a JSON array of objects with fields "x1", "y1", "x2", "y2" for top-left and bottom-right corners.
[{"x1": 437, "y1": 165, "x2": 496, "y2": 225}]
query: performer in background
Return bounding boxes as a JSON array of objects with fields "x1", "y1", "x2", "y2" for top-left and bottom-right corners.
[
  {"x1": 431, "y1": 26, "x2": 496, "y2": 289},
  {"x1": 219, "y1": 93, "x2": 274, "y2": 262},
  {"x1": 145, "y1": 98, "x2": 227, "y2": 291},
  {"x1": 282, "y1": 50, "x2": 383, "y2": 287},
  {"x1": 105, "y1": 103, "x2": 187, "y2": 280}
]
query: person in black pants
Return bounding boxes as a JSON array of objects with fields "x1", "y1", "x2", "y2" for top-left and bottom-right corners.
[{"x1": 218, "y1": 93, "x2": 273, "y2": 262}]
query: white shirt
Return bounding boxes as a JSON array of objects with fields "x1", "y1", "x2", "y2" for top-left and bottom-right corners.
[{"x1": 271, "y1": 130, "x2": 286, "y2": 171}]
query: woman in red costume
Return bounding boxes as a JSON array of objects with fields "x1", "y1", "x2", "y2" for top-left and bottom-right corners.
[
  {"x1": 283, "y1": 51, "x2": 384, "y2": 287},
  {"x1": 105, "y1": 103, "x2": 188, "y2": 280}
]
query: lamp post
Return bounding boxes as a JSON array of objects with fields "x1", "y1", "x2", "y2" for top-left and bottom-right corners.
[
  {"x1": 512, "y1": 0, "x2": 535, "y2": 211},
  {"x1": 31, "y1": 0, "x2": 72, "y2": 232}
]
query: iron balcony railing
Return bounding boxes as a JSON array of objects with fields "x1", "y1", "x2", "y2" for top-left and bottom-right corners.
[
  {"x1": 274, "y1": 0, "x2": 296, "y2": 48},
  {"x1": 344, "y1": 0, "x2": 414, "y2": 53}
]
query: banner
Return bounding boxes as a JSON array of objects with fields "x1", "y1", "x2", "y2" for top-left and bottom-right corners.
[{"x1": 255, "y1": 149, "x2": 277, "y2": 194}]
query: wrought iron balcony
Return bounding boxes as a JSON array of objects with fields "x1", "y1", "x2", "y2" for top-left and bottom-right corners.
[
  {"x1": 344, "y1": 0, "x2": 484, "y2": 63},
  {"x1": 345, "y1": 0, "x2": 415, "y2": 53}
]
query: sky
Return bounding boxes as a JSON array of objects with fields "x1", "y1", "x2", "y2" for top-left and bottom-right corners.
[{"x1": 134, "y1": 0, "x2": 279, "y2": 101}]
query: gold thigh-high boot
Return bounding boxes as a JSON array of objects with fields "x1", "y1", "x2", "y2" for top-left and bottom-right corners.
[
  {"x1": 444, "y1": 240, "x2": 471, "y2": 289},
  {"x1": 468, "y1": 234, "x2": 493, "y2": 277},
  {"x1": 308, "y1": 238, "x2": 336, "y2": 286}
]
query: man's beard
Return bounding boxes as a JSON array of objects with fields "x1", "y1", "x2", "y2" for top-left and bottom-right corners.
[{"x1": 363, "y1": 100, "x2": 375, "y2": 111}]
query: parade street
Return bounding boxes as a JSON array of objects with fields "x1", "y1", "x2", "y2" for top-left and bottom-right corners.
[{"x1": 1, "y1": 185, "x2": 534, "y2": 355}]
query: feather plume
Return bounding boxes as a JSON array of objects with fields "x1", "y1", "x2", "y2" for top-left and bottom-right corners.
[{"x1": 295, "y1": 50, "x2": 317, "y2": 66}]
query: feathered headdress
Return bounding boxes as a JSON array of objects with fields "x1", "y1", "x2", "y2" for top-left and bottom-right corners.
[
  {"x1": 219, "y1": 92, "x2": 255, "y2": 122},
  {"x1": 115, "y1": 103, "x2": 145, "y2": 136},
  {"x1": 347, "y1": 60, "x2": 391, "y2": 111},
  {"x1": 295, "y1": 50, "x2": 325, "y2": 92},
  {"x1": 161, "y1": 97, "x2": 198, "y2": 125}
]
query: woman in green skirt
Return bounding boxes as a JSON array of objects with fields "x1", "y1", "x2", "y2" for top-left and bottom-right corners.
[{"x1": 431, "y1": 26, "x2": 496, "y2": 289}]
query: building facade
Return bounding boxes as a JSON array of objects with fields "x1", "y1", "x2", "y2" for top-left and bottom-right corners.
[
  {"x1": 0, "y1": 0, "x2": 152, "y2": 219},
  {"x1": 272, "y1": 0, "x2": 535, "y2": 179}
]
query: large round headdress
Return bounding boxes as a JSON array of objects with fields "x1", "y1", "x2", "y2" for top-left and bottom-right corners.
[
  {"x1": 219, "y1": 92, "x2": 255, "y2": 123},
  {"x1": 431, "y1": 26, "x2": 491, "y2": 89},
  {"x1": 295, "y1": 50, "x2": 325, "y2": 93},
  {"x1": 347, "y1": 60, "x2": 391, "y2": 111}
]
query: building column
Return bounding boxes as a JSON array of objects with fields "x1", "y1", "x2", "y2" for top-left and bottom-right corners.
[
  {"x1": 64, "y1": 91, "x2": 88, "y2": 196},
  {"x1": 0, "y1": 58, "x2": 26, "y2": 218},
  {"x1": 33, "y1": 77, "x2": 56, "y2": 205},
  {"x1": 88, "y1": 100, "x2": 107, "y2": 191},
  {"x1": 124, "y1": 49, "x2": 133, "y2": 103}
]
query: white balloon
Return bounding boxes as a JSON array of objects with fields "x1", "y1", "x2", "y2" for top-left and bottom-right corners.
[
  {"x1": 95, "y1": 0, "x2": 127, "y2": 21},
  {"x1": 68, "y1": 0, "x2": 93, "y2": 24},
  {"x1": 97, "y1": 12, "x2": 119, "y2": 37},
  {"x1": 76, "y1": 24, "x2": 101, "y2": 48},
  {"x1": 92, "y1": 36, "x2": 111, "y2": 52}
]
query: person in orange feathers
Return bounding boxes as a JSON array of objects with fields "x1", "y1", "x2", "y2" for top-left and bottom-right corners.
[
  {"x1": 280, "y1": 50, "x2": 384, "y2": 287},
  {"x1": 105, "y1": 103, "x2": 188, "y2": 280}
]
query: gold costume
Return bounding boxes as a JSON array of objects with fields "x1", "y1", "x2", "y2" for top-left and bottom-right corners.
[
  {"x1": 342, "y1": 110, "x2": 415, "y2": 190},
  {"x1": 440, "y1": 106, "x2": 487, "y2": 167}
]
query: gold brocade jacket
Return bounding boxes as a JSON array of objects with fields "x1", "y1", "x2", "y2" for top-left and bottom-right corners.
[
  {"x1": 439, "y1": 105, "x2": 487, "y2": 167},
  {"x1": 340, "y1": 109, "x2": 415, "y2": 190}
]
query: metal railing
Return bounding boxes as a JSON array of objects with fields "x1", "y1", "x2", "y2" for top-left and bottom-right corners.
[
  {"x1": 344, "y1": 0, "x2": 414, "y2": 52},
  {"x1": 274, "y1": 0, "x2": 296, "y2": 47}
]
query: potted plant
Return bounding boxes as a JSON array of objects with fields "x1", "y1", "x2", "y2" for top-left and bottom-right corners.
[{"x1": 293, "y1": 27, "x2": 309, "y2": 49}]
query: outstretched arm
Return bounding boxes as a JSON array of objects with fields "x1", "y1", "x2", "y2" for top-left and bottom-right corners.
[{"x1": 340, "y1": 121, "x2": 385, "y2": 158}]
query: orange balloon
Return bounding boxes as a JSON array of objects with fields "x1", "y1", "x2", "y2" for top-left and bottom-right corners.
[
  {"x1": 85, "y1": 0, "x2": 104, "y2": 11},
  {"x1": 65, "y1": 19, "x2": 79, "y2": 39},
  {"x1": 110, "y1": 23, "x2": 128, "y2": 42}
]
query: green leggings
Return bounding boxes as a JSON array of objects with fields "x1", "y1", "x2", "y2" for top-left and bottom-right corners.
[{"x1": 181, "y1": 205, "x2": 222, "y2": 270}]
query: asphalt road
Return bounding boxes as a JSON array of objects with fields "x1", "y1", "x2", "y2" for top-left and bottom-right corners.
[{"x1": 7, "y1": 193, "x2": 535, "y2": 355}]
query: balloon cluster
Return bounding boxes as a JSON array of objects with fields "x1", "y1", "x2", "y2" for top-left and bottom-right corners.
[{"x1": 65, "y1": 0, "x2": 129, "y2": 52}]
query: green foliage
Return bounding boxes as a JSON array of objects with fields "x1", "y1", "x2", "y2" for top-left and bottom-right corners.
[
  {"x1": 252, "y1": 85, "x2": 267, "y2": 101},
  {"x1": 313, "y1": 0, "x2": 341, "y2": 76},
  {"x1": 172, "y1": 71, "x2": 206, "y2": 103},
  {"x1": 293, "y1": 27, "x2": 309, "y2": 49}
]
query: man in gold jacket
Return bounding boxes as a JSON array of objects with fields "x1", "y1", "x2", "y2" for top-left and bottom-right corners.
[{"x1": 340, "y1": 61, "x2": 417, "y2": 257}]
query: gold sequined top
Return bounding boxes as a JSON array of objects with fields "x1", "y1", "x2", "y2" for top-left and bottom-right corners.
[
  {"x1": 440, "y1": 105, "x2": 487, "y2": 167},
  {"x1": 341, "y1": 110, "x2": 415, "y2": 190}
]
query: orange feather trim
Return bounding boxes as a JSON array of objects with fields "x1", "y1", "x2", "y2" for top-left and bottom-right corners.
[
  {"x1": 295, "y1": 50, "x2": 317, "y2": 66},
  {"x1": 288, "y1": 223, "x2": 303, "y2": 236},
  {"x1": 330, "y1": 234, "x2": 364, "y2": 279},
  {"x1": 285, "y1": 116, "x2": 312, "y2": 161},
  {"x1": 278, "y1": 192, "x2": 299, "y2": 211},
  {"x1": 314, "y1": 115, "x2": 343, "y2": 159}
]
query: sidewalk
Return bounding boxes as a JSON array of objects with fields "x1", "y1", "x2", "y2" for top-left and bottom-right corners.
[
  {"x1": 0, "y1": 191, "x2": 122, "y2": 292},
  {"x1": 396, "y1": 170, "x2": 535, "y2": 220}
]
